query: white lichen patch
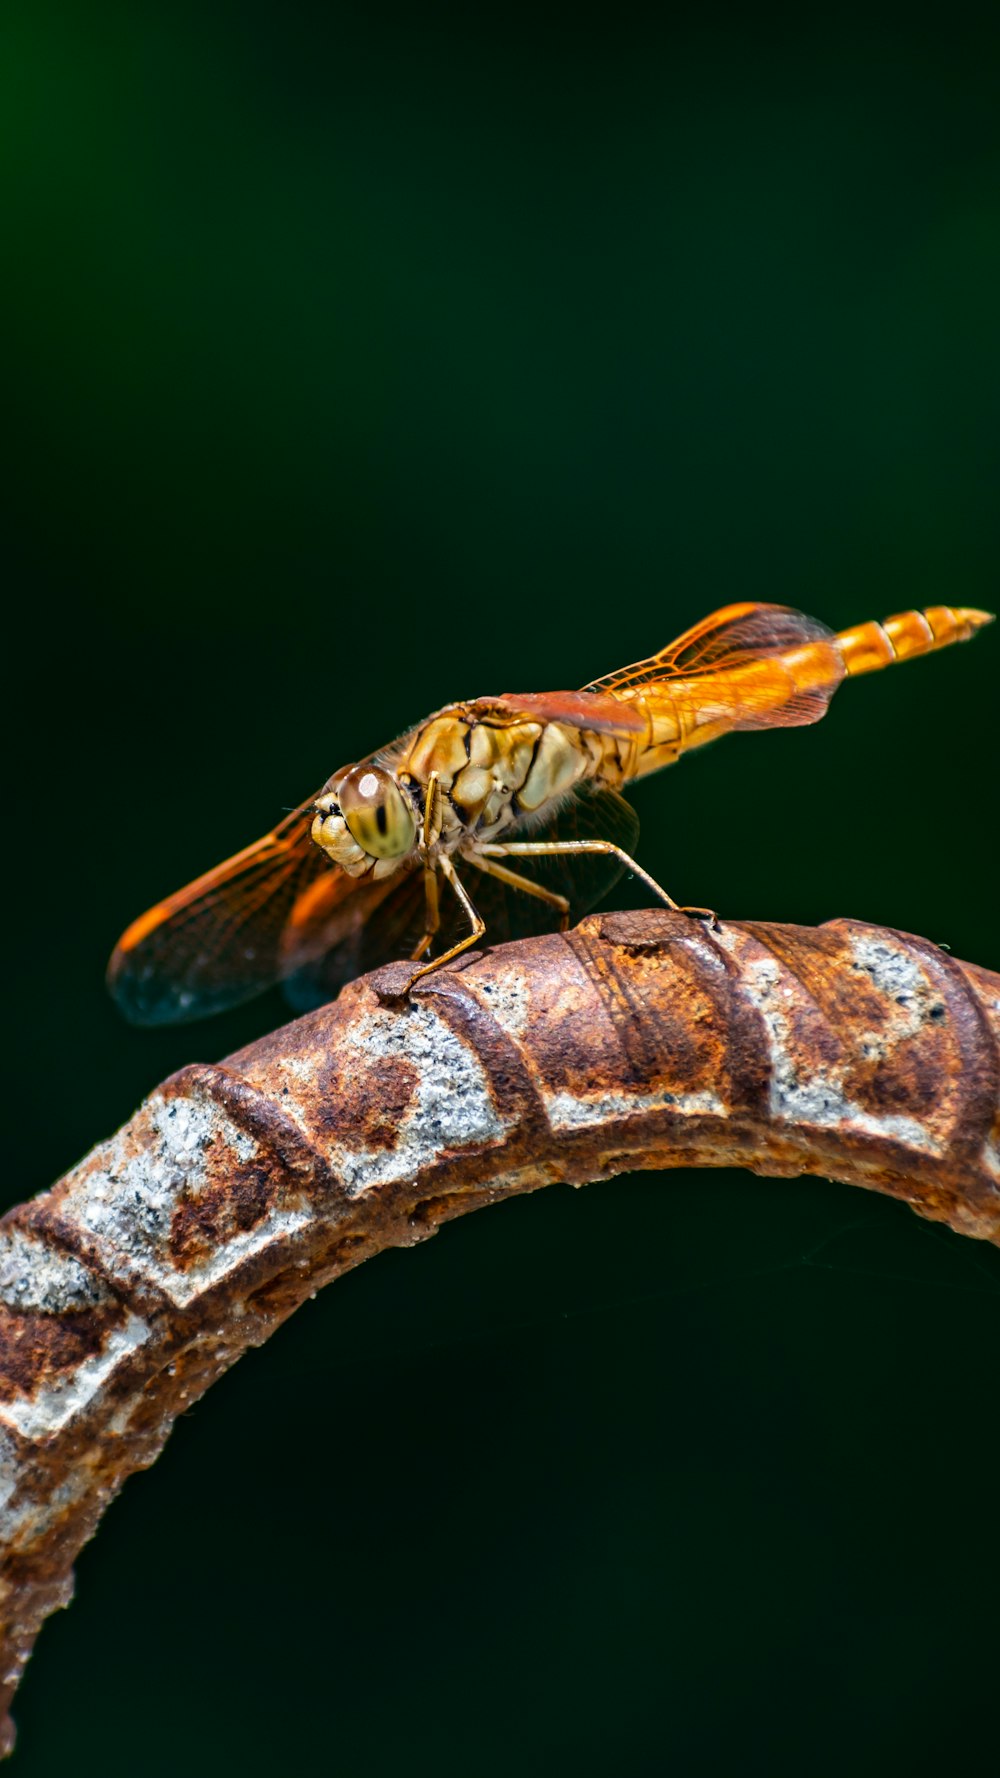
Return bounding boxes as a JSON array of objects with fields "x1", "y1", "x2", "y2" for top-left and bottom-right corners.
[
  {"x1": 848, "y1": 934, "x2": 944, "y2": 1058},
  {"x1": 983, "y1": 1135, "x2": 1000, "y2": 1184},
  {"x1": 259, "y1": 1056, "x2": 322, "y2": 1140},
  {"x1": 60, "y1": 1091, "x2": 311, "y2": 1309},
  {"x1": 0, "y1": 1228, "x2": 111, "y2": 1315},
  {"x1": 330, "y1": 1001, "x2": 509, "y2": 1195},
  {"x1": 545, "y1": 1087, "x2": 725, "y2": 1131},
  {"x1": 735, "y1": 951, "x2": 941, "y2": 1156},
  {"x1": 71, "y1": 1094, "x2": 230, "y2": 1247},
  {"x1": 0, "y1": 1427, "x2": 19, "y2": 1517},
  {"x1": 0, "y1": 1312, "x2": 150, "y2": 1444},
  {"x1": 159, "y1": 1204, "x2": 313, "y2": 1308},
  {"x1": 468, "y1": 969, "x2": 533, "y2": 1039},
  {"x1": 277, "y1": 1055, "x2": 317, "y2": 1087},
  {"x1": 849, "y1": 935, "x2": 932, "y2": 1005}
]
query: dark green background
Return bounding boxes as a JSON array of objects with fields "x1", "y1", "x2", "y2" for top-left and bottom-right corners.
[{"x1": 3, "y1": 7, "x2": 999, "y2": 1773}]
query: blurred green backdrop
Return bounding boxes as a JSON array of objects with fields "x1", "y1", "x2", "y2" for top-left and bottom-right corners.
[{"x1": 3, "y1": 6, "x2": 999, "y2": 1774}]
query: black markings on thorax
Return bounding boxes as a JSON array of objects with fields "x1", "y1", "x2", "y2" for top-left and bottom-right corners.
[{"x1": 512, "y1": 727, "x2": 546, "y2": 816}]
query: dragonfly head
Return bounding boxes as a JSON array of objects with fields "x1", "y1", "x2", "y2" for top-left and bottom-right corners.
[{"x1": 312, "y1": 764, "x2": 418, "y2": 879}]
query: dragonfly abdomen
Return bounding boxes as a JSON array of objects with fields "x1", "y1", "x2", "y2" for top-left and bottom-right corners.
[{"x1": 835, "y1": 605, "x2": 993, "y2": 676}]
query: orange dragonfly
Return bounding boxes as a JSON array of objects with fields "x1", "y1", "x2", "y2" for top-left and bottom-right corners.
[{"x1": 108, "y1": 600, "x2": 993, "y2": 1023}]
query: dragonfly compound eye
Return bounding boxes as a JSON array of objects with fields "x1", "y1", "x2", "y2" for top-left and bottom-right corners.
[{"x1": 338, "y1": 765, "x2": 416, "y2": 859}]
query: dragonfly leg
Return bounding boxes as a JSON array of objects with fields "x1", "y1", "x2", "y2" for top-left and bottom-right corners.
[
  {"x1": 476, "y1": 840, "x2": 718, "y2": 927},
  {"x1": 411, "y1": 774, "x2": 452, "y2": 962},
  {"x1": 409, "y1": 854, "x2": 486, "y2": 982},
  {"x1": 410, "y1": 862, "x2": 441, "y2": 962},
  {"x1": 470, "y1": 851, "x2": 571, "y2": 931},
  {"x1": 422, "y1": 770, "x2": 443, "y2": 848}
]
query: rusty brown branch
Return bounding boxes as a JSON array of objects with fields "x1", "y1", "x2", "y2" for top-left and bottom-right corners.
[{"x1": 1, "y1": 910, "x2": 998, "y2": 1754}]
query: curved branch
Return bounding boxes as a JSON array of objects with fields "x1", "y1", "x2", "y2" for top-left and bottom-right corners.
[{"x1": 1, "y1": 910, "x2": 998, "y2": 1753}]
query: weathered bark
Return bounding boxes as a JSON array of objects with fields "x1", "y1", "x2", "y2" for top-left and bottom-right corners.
[{"x1": 1, "y1": 910, "x2": 998, "y2": 1754}]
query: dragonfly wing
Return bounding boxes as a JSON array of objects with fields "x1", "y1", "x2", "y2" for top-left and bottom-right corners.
[
  {"x1": 282, "y1": 864, "x2": 427, "y2": 1011},
  {"x1": 586, "y1": 602, "x2": 845, "y2": 731},
  {"x1": 587, "y1": 602, "x2": 836, "y2": 687},
  {"x1": 107, "y1": 796, "x2": 359, "y2": 1024}
]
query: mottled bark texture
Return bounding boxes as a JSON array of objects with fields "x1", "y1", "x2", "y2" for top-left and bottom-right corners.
[{"x1": 1, "y1": 910, "x2": 999, "y2": 1753}]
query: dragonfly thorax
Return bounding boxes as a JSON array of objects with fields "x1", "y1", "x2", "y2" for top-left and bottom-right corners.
[{"x1": 397, "y1": 708, "x2": 618, "y2": 845}]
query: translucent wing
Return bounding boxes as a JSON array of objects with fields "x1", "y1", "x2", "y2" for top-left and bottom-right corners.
[
  {"x1": 107, "y1": 796, "x2": 354, "y2": 1024},
  {"x1": 586, "y1": 601, "x2": 846, "y2": 732},
  {"x1": 283, "y1": 864, "x2": 427, "y2": 1012},
  {"x1": 590, "y1": 602, "x2": 835, "y2": 684}
]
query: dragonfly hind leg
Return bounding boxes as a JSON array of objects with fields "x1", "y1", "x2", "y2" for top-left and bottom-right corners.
[
  {"x1": 476, "y1": 840, "x2": 719, "y2": 928},
  {"x1": 471, "y1": 852, "x2": 571, "y2": 930}
]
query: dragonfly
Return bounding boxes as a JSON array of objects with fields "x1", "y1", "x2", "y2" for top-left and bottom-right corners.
[{"x1": 108, "y1": 600, "x2": 993, "y2": 1024}]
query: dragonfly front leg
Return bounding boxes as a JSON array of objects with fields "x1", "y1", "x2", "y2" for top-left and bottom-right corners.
[
  {"x1": 410, "y1": 863, "x2": 440, "y2": 962},
  {"x1": 409, "y1": 854, "x2": 486, "y2": 981},
  {"x1": 411, "y1": 770, "x2": 446, "y2": 962},
  {"x1": 476, "y1": 840, "x2": 718, "y2": 926}
]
